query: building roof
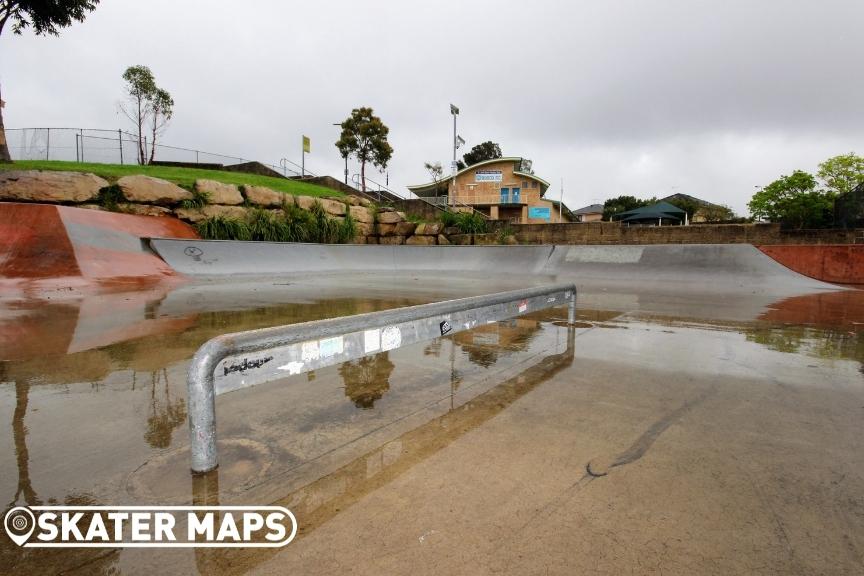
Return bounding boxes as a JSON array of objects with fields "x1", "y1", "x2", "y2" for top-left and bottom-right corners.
[
  {"x1": 546, "y1": 199, "x2": 574, "y2": 219},
  {"x1": 614, "y1": 201, "x2": 686, "y2": 220},
  {"x1": 407, "y1": 157, "x2": 550, "y2": 196},
  {"x1": 620, "y1": 211, "x2": 682, "y2": 223},
  {"x1": 572, "y1": 203, "x2": 604, "y2": 215}
]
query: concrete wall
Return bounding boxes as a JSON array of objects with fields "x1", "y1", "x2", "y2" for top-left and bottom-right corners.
[{"x1": 510, "y1": 221, "x2": 860, "y2": 245}]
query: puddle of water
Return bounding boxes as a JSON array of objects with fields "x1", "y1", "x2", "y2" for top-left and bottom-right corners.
[{"x1": 1, "y1": 285, "x2": 863, "y2": 575}]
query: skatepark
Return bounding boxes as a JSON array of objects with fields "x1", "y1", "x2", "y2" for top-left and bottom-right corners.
[{"x1": 1, "y1": 201, "x2": 863, "y2": 575}]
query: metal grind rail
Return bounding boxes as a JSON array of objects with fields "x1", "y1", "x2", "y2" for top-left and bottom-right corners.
[{"x1": 186, "y1": 283, "x2": 577, "y2": 473}]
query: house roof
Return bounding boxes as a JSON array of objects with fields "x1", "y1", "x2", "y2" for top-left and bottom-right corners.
[
  {"x1": 661, "y1": 193, "x2": 721, "y2": 208},
  {"x1": 572, "y1": 203, "x2": 604, "y2": 215},
  {"x1": 546, "y1": 199, "x2": 574, "y2": 218},
  {"x1": 407, "y1": 157, "x2": 550, "y2": 196}
]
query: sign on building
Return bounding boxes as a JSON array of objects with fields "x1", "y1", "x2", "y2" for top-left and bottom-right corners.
[
  {"x1": 475, "y1": 170, "x2": 502, "y2": 182},
  {"x1": 528, "y1": 207, "x2": 551, "y2": 220}
]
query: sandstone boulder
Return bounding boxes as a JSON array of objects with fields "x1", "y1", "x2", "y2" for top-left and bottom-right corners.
[
  {"x1": 443, "y1": 226, "x2": 461, "y2": 236},
  {"x1": 364, "y1": 235, "x2": 379, "y2": 244},
  {"x1": 119, "y1": 204, "x2": 171, "y2": 217},
  {"x1": 358, "y1": 198, "x2": 374, "y2": 208},
  {"x1": 173, "y1": 207, "x2": 206, "y2": 223},
  {"x1": 377, "y1": 223, "x2": 397, "y2": 237},
  {"x1": 377, "y1": 211, "x2": 403, "y2": 224},
  {"x1": 344, "y1": 196, "x2": 362, "y2": 206},
  {"x1": 195, "y1": 179, "x2": 243, "y2": 205},
  {"x1": 295, "y1": 195, "x2": 316, "y2": 211},
  {"x1": 118, "y1": 175, "x2": 192, "y2": 205},
  {"x1": 176, "y1": 205, "x2": 248, "y2": 223},
  {"x1": 379, "y1": 236, "x2": 405, "y2": 245},
  {"x1": 356, "y1": 221, "x2": 375, "y2": 236},
  {"x1": 503, "y1": 235, "x2": 519, "y2": 245},
  {"x1": 349, "y1": 205, "x2": 374, "y2": 223},
  {"x1": 243, "y1": 185, "x2": 287, "y2": 207},
  {"x1": 203, "y1": 205, "x2": 248, "y2": 220},
  {"x1": 377, "y1": 206, "x2": 395, "y2": 212},
  {"x1": 0, "y1": 170, "x2": 108, "y2": 203},
  {"x1": 414, "y1": 222, "x2": 442, "y2": 235},
  {"x1": 320, "y1": 198, "x2": 346, "y2": 216},
  {"x1": 406, "y1": 235, "x2": 436, "y2": 245},
  {"x1": 450, "y1": 234, "x2": 472, "y2": 245},
  {"x1": 437, "y1": 234, "x2": 451, "y2": 245},
  {"x1": 394, "y1": 221, "x2": 417, "y2": 236}
]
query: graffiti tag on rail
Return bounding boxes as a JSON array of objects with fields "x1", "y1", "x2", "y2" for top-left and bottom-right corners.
[{"x1": 223, "y1": 356, "x2": 274, "y2": 376}]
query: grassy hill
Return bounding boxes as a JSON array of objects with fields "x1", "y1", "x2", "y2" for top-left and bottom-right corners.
[{"x1": 0, "y1": 160, "x2": 341, "y2": 198}]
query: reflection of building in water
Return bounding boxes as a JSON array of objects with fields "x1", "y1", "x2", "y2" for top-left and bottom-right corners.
[
  {"x1": 143, "y1": 368, "x2": 187, "y2": 449},
  {"x1": 339, "y1": 352, "x2": 395, "y2": 409},
  {"x1": 452, "y1": 318, "x2": 542, "y2": 368}
]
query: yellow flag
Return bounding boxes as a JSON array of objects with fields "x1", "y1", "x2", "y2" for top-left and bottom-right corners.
[{"x1": 302, "y1": 135, "x2": 311, "y2": 153}]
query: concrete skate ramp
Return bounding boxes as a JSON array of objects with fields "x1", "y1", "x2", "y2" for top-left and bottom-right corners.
[
  {"x1": 1, "y1": 202, "x2": 197, "y2": 298},
  {"x1": 551, "y1": 244, "x2": 837, "y2": 294},
  {"x1": 149, "y1": 240, "x2": 557, "y2": 276},
  {"x1": 150, "y1": 239, "x2": 840, "y2": 297}
]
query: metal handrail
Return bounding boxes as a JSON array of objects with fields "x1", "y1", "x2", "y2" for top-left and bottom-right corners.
[{"x1": 186, "y1": 283, "x2": 577, "y2": 472}]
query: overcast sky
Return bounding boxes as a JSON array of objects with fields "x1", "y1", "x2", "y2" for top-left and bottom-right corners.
[{"x1": 2, "y1": 0, "x2": 862, "y2": 214}]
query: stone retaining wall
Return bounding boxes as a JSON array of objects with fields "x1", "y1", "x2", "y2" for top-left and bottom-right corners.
[{"x1": 0, "y1": 170, "x2": 449, "y2": 245}]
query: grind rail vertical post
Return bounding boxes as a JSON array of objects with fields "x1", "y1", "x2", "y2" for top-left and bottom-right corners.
[{"x1": 186, "y1": 283, "x2": 577, "y2": 473}]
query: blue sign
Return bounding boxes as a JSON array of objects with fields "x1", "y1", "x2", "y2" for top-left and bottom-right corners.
[{"x1": 528, "y1": 207, "x2": 551, "y2": 220}]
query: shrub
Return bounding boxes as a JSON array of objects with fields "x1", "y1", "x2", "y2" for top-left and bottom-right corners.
[
  {"x1": 338, "y1": 214, "x2": 358, "y2": 243},
  {"x1": 496, "y1": 225, "x2": 515, "y2": 244},
  {"x1": 196, "y1": 215, "x2": 251, "y2": 240},
  {"x1": 454, "y1": 211, "x2": 488, "y2": 234},
  {"x1": 439, "y1": 210, "x2": 458, "y2": 228},
  {"x1": 247, "y1": 208, "x2": 287, "y2": 242},
  {"x1": 179, "y1": 189, "x2": 211, "y2": 210},
  {"x1": 282, "y1": 203, "x2": 313, "y2": 242},
  {"x1": 96, "y1": 184, "x2": 125, "y2": 211}
]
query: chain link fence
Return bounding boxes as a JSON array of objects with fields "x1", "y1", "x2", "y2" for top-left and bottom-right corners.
[{"x1": 4, "y1": 127, "x2": 307, "y2": 177}]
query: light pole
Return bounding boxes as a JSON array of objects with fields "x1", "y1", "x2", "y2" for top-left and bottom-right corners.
[
  {"x1": 450, "y1": 104, "x2": 459, "y2": 208},
  {"x1": 333, "y1": 123, "x2": 348, "y2": 185}
]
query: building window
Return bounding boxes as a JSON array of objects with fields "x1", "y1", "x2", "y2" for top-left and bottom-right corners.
[
  {"x1": 522, "y1": 181, "x2": 528, "y2": 189},
  {"x1": 532, "y1": 181, "x2": 538, "y2": 188}
]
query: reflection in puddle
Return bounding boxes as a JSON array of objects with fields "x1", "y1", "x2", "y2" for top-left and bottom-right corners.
[
  {"x1": 1, "y1": 285, "x2": 863, "y2": 574},
  {"x1": 340, "y1": 353, "x2": 395, "y2": 409}
]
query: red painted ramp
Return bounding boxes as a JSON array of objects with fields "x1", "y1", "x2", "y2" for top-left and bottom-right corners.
[
  {"x1": 758, "y1": 245, "x2": 864, "y2": 285},
  {"x1": 0, "y1": 202, "x2": 197, "y2": 297}
]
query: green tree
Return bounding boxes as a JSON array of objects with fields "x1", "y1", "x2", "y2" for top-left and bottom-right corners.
[
  {"x1": 336, "y1": 107, "x2": 393, "y2": 193},
  {"x1": 462, "y1": 140, "x2": 502, "y2": 167},
  {"x1": 120, "y1": 65, "x2": 173, "y2": 165},
  {"x1": 749, "y1": 170, "x2": 834, "y2": 229},
  {"x1": 424, "y1": 161, "x2": 445, "y2": 196},
  {"x1": 603, "y1": 195, "x2": 654, "y2": 221},
  {"x1": 0, "y1": 0, "x2": 100, "y2": 162},
  {"x1": 147, "y1": 87, "x2": 174, "y2": 163},
  {"x1": 817, "y1": 152, "x2": 864, "y2": 196}
]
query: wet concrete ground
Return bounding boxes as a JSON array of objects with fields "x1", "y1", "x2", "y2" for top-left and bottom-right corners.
[{"x1": 1, "y1": 277, "x2": 863, "y2": 575}]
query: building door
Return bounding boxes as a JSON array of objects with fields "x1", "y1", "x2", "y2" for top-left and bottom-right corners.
[
  {"x1": 511, "y1": 187, "x2": 521, "y2": 203},
  {"x1": 500, "y1": 187, "x2": 510, "y2": 204}
]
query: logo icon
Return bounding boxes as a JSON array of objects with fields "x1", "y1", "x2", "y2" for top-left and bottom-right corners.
[
  {"x1": 439, "y1": 320, "x2": 452, "y2": 336},
  {"x1": 4, "y1": 506, "x2": 35, "y2": 547}
]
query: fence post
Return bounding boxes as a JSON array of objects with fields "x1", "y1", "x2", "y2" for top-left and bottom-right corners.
[
  {"x1": 118, "y1": 129, "x2": 123, "y2": 165},
  {"x1": 75, "y1": 133, "x2": 79, "y2": 163},
  {"x1": 196, "y1": 150, "x2": 199, "y2": 164},
  {"x1": 79, "y1": 129, "x2": 84, "y2": 162},
  {"x1": 45, "y1": 128, "x2": 50, "y2": 161}
]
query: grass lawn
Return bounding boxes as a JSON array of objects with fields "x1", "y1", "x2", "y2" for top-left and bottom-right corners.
[{"x1": 0, "y1": 160, "x2": 341, "y2": 198}]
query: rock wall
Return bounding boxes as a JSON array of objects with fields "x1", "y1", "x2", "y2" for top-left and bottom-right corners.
[{"x1": 0, "y1": 170, "x2": 447, "y2": 245}]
